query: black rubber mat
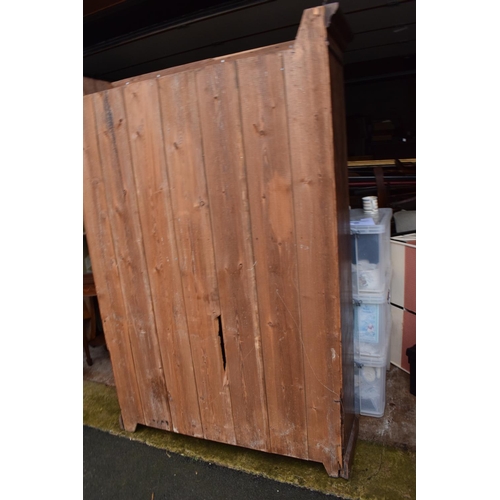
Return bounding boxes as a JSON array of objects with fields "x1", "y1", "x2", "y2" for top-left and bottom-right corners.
[{"x1": 84, "y1": 426, "x2": 344, "y2": 500}]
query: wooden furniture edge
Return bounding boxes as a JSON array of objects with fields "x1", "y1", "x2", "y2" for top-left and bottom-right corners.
[
  {"x1": 324, "y1": 2, "x2": 353, "y2": 51},
  {"x1": 110, "y1": 41, "x2": 294, "y2": 88},
  {"x1": 340, "y1": 414, "x2": 359, "y2": 479},
  {"x1": 84, "y1": 76, "x2": 113, "y2": 95},
  {"x1": 348, "y1": 158, "x2": 416, "y2": 168}
]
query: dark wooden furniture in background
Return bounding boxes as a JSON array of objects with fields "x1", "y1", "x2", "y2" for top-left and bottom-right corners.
[
  {"x1": 83, "y1": 273, "x2": 96, "y2": 366},
  {"x1": 83, "y1": 298, "x2": 93, "y2": 366},
  {"x1": 348, "y1": 158, "x2": 416, "y2": 236},
  {"x1": 348, "y1": 158, "x2": 416, "y2": 209},
  {"x1": 83, "y1": 4, "x2": 357, "y2": 478},
  {"x1": 83, "y1": 272, "x2": 105, "y2": 366},
  {"x1": 83, "y1": 272, "x2": 96, "y2": 296}
]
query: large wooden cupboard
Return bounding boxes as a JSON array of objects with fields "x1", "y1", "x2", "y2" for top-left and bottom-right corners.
[{"x1": 83, "y1": 3, "x2": 357, "y2": 478}]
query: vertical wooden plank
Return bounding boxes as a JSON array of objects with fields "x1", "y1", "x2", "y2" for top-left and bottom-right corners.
[
  {"x1": 328, "y1": 37, "x2": 357, "y2": 472},
  {"x1": 195, "y1": 61, "x2": 270, "y2": 451},
  {"x1": 283, "y1": 6, "x2": 343, "y2": 475},
  {"x1": 92, "y1": 88, "x2": 172, "y2": 431},
  {"x1": 236, "y1": 53, "x2": 308, "y2": 458},
  {"x1": 122, "y1": 79, "x2": 204, "y2": 438},
  {"x1": 156, "y1": 71, "x2": 236, "y2": 445},
  {"x1": 83, "y1": 95, "x2": 143, "y2": 432}
]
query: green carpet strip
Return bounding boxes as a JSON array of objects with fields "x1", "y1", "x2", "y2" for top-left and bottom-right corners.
[{"x1": 84, "y1": 380, "x2": 415, "y2": 499}]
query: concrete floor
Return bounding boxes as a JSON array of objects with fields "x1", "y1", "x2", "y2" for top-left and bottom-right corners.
[{"x1": 83, "y1": 339, "x2": 416, "y2": 453}]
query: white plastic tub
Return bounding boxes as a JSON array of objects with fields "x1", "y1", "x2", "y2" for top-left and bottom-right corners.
[
  {"x1": 350, "y1": 208, "x2": 393, "y2": 296},
  {"x1": 354, "y1": 332, "x2": 390, "y2": 417},
  {"x1": 354, "y1": 290, "x2": 391, "y2": 359}
]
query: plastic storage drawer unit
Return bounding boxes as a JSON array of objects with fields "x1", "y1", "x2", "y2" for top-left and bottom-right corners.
[
  {"x1": 355, "y1": 334, "x2": 390, "y2": 417},
  {"x1": 354, "y1": 291, "x2": 391, "y2": 359},
  {"x1": 350, "y1": 208, "x2": 393, "y2": 296}
]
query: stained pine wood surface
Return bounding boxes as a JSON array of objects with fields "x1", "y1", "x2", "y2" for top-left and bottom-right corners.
[
  {"x1": 83, "y1": 4, "x2": 355, "y2": 477},
  {"x1": 157, "y1": 72, "x2": 236, "y2": 444},
  {"x1": 122, "y1": 79, "x2": 203, "y2": 438},
  {"x1": 92, "y1": 89, "x2": 172, "y2": 431},
  {"x1": 282, "y1": 7, "x2": 344, "y2": 475},
  {"x1": 196, "y1": 61, "x2": 271, "y2": 451},
  {"x1": 83, "y1": 97, "x2": 144, "y2": 431},
  {"x1": 237, "y1": 51, "x2": 307, "y2": 459}
]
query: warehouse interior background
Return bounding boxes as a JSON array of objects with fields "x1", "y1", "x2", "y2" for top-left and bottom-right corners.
[{"x1": 84, "y1": 0, "x2": 416, "y2": 164}]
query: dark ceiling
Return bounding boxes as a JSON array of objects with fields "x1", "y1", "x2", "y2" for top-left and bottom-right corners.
[{"x1": 83, "y1": 0, "x2": 416, "y2": 83}]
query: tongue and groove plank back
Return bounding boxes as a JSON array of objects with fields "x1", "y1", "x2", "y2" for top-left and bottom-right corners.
[
  {"x1": 156, "y1": 72, "x2": 236, "y2": 443},
  {"x1": 83, "y1": 98, "x2": 144, "y2": 432},
  {"x1": 83, "y1": 4, "x2": 357, "y2": 478},
  {"x1": 123, "y1": 80, "x2": 204, "y2": 438},
  {"x1": 237, "y1": 52, "x2": 308, "y2": 459}
]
